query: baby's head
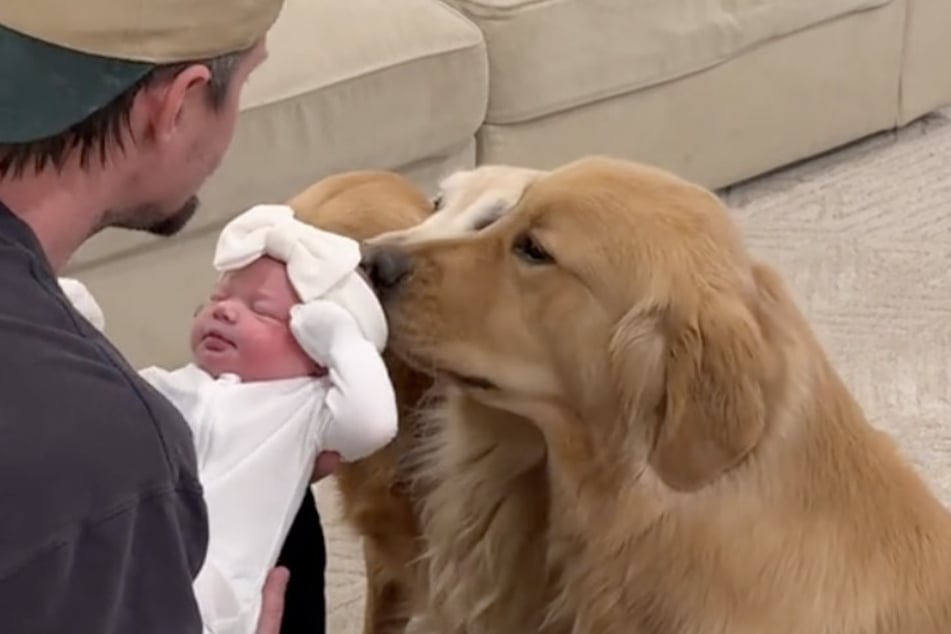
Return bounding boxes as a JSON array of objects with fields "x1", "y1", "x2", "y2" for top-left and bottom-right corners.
[
  {"x1": 190, "y1": 256, "x2": 318, "y2": 381},
  {"x1": 194, "y1": 203, "x2": 388, "y2": 382}
]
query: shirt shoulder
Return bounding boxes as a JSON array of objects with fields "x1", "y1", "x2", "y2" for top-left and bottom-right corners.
[
  {"x1": 0, "y1": 212, "x2": 207, "y2": 632},
  {"x1": 0, "y1": 240, "x2": 205, "y2": 572}
]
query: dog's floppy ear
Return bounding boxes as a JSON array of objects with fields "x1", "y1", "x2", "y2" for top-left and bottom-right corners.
[{"x1": 649, "y1": 292, "x2": 768, "y2": 491}]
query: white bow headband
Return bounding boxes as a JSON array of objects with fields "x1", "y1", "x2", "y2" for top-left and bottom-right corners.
[{"x1": 212, "y1": 204, "x2": 387, "y2": 351}]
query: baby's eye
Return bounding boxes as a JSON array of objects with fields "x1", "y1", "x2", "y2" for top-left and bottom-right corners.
[{"x1": 252, "y1": 302, "x2": 282, "y2": 319}]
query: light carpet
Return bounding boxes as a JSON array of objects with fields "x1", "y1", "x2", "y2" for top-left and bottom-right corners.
[{"x1": 315, "y1": 108, "x2": 951, "y2": 632}]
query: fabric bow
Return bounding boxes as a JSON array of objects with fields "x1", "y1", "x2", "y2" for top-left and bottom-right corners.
[{"x1": 213, "y1": 204, "x2": 387, "y2": 351}]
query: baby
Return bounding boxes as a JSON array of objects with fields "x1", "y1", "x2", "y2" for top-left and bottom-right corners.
[{"x1": 61, "y1": 204, "x2": 397, "y2": 634}]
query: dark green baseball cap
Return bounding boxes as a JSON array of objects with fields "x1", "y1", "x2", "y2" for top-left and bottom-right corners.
[
  {"x1": 0, "y1": 0, "x2": 285, "y2": 144},
  {"x1": 0, "y1": 26, "x2": 154, "y2": 143}
]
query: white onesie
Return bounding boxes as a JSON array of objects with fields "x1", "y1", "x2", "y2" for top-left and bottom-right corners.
[
  {"x1": 59, "y1": 204, "x2": 398, "y2": 634},
  {"x1": 138, "y1": 331, "x2": 394, "y2": 634}
]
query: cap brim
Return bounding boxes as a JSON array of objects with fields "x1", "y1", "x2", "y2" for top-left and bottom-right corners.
[{"x1": 0, "y1": 23, "x2": 153, "y2": 143}]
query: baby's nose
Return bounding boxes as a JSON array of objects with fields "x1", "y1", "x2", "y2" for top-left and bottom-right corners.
[{"x1": 212, "y1": 301, "x2": 238, "y2": 323}]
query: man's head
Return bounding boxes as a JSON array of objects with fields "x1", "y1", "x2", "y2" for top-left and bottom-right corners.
[
  {"x1": 0, "y1": 0, "x2": 282, "y2": 238},
  {"x1": 190, "y1": 256, "x2": 319, "y2": 382}
]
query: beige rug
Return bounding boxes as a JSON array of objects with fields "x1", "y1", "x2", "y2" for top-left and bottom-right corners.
[{"x1": 315, "y1": 108, "x2": 951, "y2": 632}]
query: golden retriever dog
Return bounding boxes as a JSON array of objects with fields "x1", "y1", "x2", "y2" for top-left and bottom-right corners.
[
  {"x1": 287, "y1": 171, "x2": 436, "y2": 633},
  {"x1": 362, "y1": 155, "x2": 951, "y2": 633}
]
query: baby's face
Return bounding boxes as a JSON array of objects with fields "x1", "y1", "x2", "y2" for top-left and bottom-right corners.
[{"x1": 190, "y1": 256, "x2": 318, "y2": 381}]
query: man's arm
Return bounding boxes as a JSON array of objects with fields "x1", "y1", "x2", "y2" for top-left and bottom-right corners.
[{"x1": 0, "y1": 484, "x2": 207, "y2": 634}]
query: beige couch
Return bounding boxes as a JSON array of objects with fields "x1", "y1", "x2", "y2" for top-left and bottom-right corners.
[{"x1": 65, "y1": 0, "x2": 951, "y2": 369}]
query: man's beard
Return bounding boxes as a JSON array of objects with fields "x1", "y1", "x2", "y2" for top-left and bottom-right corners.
[{"x1": 100, "y1": 195, "x2": 200, "y2": 237}]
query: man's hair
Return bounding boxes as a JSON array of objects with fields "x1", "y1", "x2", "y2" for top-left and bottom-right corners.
[{"x1": 0, "y1": 50, "x2": 245, "y2": 179}]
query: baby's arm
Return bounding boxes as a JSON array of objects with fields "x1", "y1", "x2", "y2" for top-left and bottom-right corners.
[
  {"x1": 319, "y1": 324, "x2": 398, "y2": 460},
  {"x1": 290, "y1": 300, "x2": 398, "y2": 462},
  {"x1": 57, "y1": 277, "x2": 106, "y2": 331}
]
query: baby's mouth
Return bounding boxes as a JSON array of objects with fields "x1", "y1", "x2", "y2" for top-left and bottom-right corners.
[{"x1": 202, "y1": 330, "x2": 235, "y2": 350}]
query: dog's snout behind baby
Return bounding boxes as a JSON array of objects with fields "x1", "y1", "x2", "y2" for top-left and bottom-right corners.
[{"x1": 360, "y1": 244, "x2": 414, "y2": 297}]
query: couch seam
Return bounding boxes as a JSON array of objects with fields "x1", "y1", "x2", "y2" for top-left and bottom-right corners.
[
  {"x1": 448, "y1": 0, "x2": 568, "y2": 19},
  {"x1": 893, "y1": 0, "x2": 912, "y2": 126}
]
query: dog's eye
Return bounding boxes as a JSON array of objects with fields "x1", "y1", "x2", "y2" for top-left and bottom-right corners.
[
  {"x1": 512, "y1": 233, "x2": 554, "y2": 265},
  {"x1": 431, "y1": 193, "x2": 444, "y2": 212}
]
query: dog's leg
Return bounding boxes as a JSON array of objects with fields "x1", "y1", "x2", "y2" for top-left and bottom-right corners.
[{"x1": 361, "y1": 537, "x2": 415, "y2": 634}]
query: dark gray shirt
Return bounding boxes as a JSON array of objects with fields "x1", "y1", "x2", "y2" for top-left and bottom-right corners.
[{"x1": 0, "y1": 201, "x2": 208, "y2": 633}]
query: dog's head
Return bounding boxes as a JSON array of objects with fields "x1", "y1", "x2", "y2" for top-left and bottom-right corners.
[
  {"x1": 288, "y1": 170, "x2": 435, "y2": 239},
  {"x1": 367, "y1": 164, "x2": 546, "y2": 248},
  {"x1": 364, "y1": 156, "x2": 793, "y2": 491}
]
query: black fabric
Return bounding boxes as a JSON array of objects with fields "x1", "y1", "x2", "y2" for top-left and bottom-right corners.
[
  {"x1": 0, "y1": 201, "x2": 330, "y2": 633},
  {"x1": 276, "y1": 488, "x2": 327, "y2": 634},
  {"x1": 0, "y1": 201, "x2": 209, "y2": 632}
]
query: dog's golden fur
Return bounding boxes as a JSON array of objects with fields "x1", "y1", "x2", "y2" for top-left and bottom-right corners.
[
  {"x1": 287, "y1": 166, "x2": 556, "y2": 634},
  {"x1": 287, "y1": 171, "x2": 436, "y2": 633},
  {"x1": 368, "y1": 156, "x2": 951, "y2": 633},
  {"x1": 364, "y1": 164, "x2": 560, "y2": 633},
  {"x1": 371, "y1": 164, "x2": 545, "y2": 247}
]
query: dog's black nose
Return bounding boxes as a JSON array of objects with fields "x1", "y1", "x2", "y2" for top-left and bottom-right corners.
[{"x1": 360, "y1": 246, "x2": 413, "y2": 293}]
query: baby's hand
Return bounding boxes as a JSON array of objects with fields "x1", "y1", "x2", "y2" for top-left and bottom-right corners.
[
  {"x1": 58, "y1": 277, "x2": 106, "y2": 332},
  {"x1": 289, "y1": 299, "x2": 363, "y2": 363}
]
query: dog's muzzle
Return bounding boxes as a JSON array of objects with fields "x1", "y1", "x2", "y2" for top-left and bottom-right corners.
[{"x1": 360, "y1": 245, "x2": 413, "y2": 298}]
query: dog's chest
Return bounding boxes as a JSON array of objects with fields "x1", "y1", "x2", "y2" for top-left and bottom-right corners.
[{"x1": 416, "y1": 399, "x2": 566, "y2": 632}]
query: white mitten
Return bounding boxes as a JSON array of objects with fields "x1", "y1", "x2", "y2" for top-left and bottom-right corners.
[
  {"x1": 58, "y1": 277, "x2": 106, "y2": 332},
  {"x1": 289, "y1": 299, "x2": 364, "y2": 364},
  {"x1": 288, "y1": 298, "x2": 399, "y2": 462}
]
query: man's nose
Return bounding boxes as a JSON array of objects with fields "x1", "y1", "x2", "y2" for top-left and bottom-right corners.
[{"x1": 359, "y1": 245, "x2": 413, "y2": 296}]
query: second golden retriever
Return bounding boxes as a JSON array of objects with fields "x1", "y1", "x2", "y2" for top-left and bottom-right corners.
[
  {"x1": 288, "y1": 171, "x2": 436, "y2": 633},
  {"x1": 364, "y1": 156, "x2": 951, "y2": 633}
]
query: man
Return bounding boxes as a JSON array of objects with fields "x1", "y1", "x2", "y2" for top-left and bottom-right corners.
[{"x1": 0, "y1": 1, "x2": 338, "y2": 632}]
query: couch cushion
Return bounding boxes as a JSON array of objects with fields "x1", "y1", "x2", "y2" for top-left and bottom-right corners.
[
  {"x1": 447, "y1": 0, "x2": 893, "y2": 124},
  {"x1": 475, "y1": 0, "x2": 905, "y2": 189},
  {"x1": 71, "y1": 0, "x2": 487, "y2": 270}
]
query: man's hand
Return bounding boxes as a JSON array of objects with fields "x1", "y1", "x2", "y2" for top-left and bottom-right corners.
[
  {"x1": 255, "y1": 567, "x2": 290, "y2": 634},
  {"x1": 312, "y1": 450, "x2": 340, "y2": 482}
]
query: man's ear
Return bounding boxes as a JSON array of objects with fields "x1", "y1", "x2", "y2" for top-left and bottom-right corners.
[
  {"x1": 649, "y1": 292, "x2": 768, "y2": 491},
  {"x1": 146, "y1": 64, "x2": 213, "y2": 141}
]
